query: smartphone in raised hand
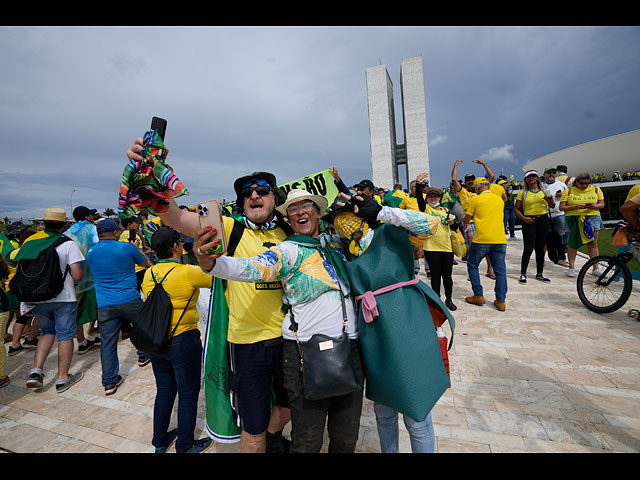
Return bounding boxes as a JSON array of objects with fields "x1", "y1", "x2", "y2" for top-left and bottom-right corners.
[{"x1": 197, "y1": 200, "x2": 227, "y2": 255}]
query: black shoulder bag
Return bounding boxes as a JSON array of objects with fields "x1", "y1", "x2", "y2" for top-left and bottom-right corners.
[{"x1": 289, "y1": 291, "x2": 362, "y2": 401}]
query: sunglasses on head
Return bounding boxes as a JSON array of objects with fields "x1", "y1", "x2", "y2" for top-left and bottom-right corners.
[{"x1": 241, "y1": 185, "x2": 272, "y2": 197}]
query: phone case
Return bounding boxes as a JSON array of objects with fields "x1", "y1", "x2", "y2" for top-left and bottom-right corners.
[
  {"x1": 150, "y1": 117, "x2": 167, "y2": 140},
  {"x1": 197, "y1": 200, "x2": 227, "y2": 255}
]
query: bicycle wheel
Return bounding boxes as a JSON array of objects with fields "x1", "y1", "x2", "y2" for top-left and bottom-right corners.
[{"x1": 577, "y1": 255, "x2": 633, "y2": 314}]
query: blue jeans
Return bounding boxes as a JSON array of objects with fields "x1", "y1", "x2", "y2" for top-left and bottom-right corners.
[
  {"x1": 97, "y1": 298, "x2": 144, "y2": 386},
  {"x1": 467, "y1": 243, "x2": 508, "y2": 302},
  {"x1": 149, "y1": 329, "x2": 203, "y2": 453},
  {"x1": 374, "y1": 402, "x2": 435, "y2": 453},
  {"x1": 504, "y1": 206, "x2": 516, "y2": 237}
]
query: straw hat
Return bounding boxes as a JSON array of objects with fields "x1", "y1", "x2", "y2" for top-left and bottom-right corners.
[
  {"x1": 43, "y1": 208, "x2": 67, "y2": 223},
  {"x1": 275, "y1": 189, "x2": 328, "y2": 217}
]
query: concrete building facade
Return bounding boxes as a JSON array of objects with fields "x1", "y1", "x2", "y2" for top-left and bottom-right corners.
[{"x1": 366, "y1": 56, "x2": 430, "y2": 190}]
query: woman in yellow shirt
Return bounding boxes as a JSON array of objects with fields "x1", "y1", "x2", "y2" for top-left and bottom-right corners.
[
  {"x1": 514, "y1": 170, "x2": 555, "y2": 283},
  {"x1": 141, "y1": 227, "x2": 214, "y2": 454},
  {"x1": 559, "y1": 172, "x2": 605, "y2": 277},
  {"x1": 421, "y1": 187, "x2": 457, "y2": 311}
]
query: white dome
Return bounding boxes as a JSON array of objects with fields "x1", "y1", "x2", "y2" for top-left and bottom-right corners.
[{"x1": 523, "y1": 129, "x2": 640, "y2": 178}]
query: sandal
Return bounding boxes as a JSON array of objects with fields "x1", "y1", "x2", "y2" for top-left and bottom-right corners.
[{"x1": 485, "y1": 274, "x2": 496, "y2": 280}]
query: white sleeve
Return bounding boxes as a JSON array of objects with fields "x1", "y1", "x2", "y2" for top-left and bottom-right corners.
[
  {"x1": 376, "y1": 206, "x2": 439, "y2": 236},
  {"x1": 62, "y1": 240, "x2": 85, "y2": 265}
]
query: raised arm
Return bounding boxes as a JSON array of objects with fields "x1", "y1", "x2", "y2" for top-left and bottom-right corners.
[
  {"x1": 451, "y1": 160, "x2": 463, "y2": 193},
  {"x1": 473, "y1": 159, "x2": 495, "y2": 183}
]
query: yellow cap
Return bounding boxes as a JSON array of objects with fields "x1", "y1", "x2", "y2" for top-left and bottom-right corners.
[{"x1": 473, "y1": 177, "x2": 490, "y2": 187}]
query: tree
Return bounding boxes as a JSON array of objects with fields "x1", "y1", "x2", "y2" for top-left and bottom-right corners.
[{"x1": 102, "y1": 208, "x2": 116, "y2": 219}]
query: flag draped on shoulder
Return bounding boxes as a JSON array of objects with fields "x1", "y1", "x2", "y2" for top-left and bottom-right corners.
[{"x1": 202, "y1": 278, "x2": 242, "y2": 442}]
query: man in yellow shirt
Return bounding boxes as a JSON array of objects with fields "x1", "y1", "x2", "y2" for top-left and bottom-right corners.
[
  {"x1": 462, "y1": 178, "x2": 508, "y2": 311},
  {"x1": 624, "y1": 181, "x2": 640, "y2": 204},
  {"x1": 621, "y1": 188, "x2": 640, "y2": 229}
]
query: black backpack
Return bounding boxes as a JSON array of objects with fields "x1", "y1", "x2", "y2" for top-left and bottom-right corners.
[
  {"x1": 9, "y1": 236, "x2": 72, "y2": 303},
  {"x1": 131, "y1": 267, "x2": 195, "y2": 355}
]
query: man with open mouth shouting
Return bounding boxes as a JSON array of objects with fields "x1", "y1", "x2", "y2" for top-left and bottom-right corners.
[{"x1": 126, "y1": 138, "x2": 292, "y2": 453}]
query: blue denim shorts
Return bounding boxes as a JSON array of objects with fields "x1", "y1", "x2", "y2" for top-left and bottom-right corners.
[
  {"x1": 550, "y1": 215, "x2": 567, "y2": 235},
  {"x1": 31, "y1": 302, "x2": 78, "y2": 341},
  {"x1": 585, "y1": 215, "x2": 604, "y2": 231}
]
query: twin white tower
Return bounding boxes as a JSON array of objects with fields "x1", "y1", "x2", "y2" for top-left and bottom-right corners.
[{"x1": 365, "y1": 56, "x2": 430, "y2": 189}]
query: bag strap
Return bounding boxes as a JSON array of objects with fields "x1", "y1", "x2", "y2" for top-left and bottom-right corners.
[
  {"x1": 150, "y1": 266, "x2": 177, "y2": 286},
  {"x1": 167, "y1": 287, "x2": 197, "y2": 338},
  {"x1": 226, "y1": 219, "x2": 245, "y2": 258},
  {"x1": 289, "y1": 286, "x2": 349, "y2": 339}
]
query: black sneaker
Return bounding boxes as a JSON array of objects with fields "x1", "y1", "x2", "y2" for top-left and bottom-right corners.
[
  {"x1": 26, "y1": 372, "x2": 44, "y2": 389},
  {"x1": 266, "y1": 430, "x2": 291, "y2": 453},
  {"x1": 155, "y1": 428, "x2": 179, "y2": 453},
  {"x1": 138, "y1": 356, "x2": 151, "y2": 367},
  {"x1": 535, "y1": 274, "x2": 551, "y2": 282},
  {"x1": 22, "y1": 337, "x2": 39, "y2": 349},
  {"x1": 104, "y1": 375, "x2": 124, "y2": 396},
  {"x1": 56, "y1": 372, "x2": 84, "y2": 393},
  {"x1": 187, "y1": 437, "x2": 213, "y2": 454},
  {"x1": 519, "y1": 275, "x2": 527, "y2": 284},
  {"x1": 78, "y1": 339, "x2": 96, "y2": 355},
  {"x1": 8, "y1": 344, "x2": 26, "y2": 356}
]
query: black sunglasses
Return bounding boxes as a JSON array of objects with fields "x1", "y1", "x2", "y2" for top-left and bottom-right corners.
[{"x1": 241, "y1": 185, "x2": 272, "y2": 197}]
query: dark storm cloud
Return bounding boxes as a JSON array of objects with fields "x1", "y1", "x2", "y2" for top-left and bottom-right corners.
[{"x1": 1, "y1": 26, "x2": 639, "y2": 220}]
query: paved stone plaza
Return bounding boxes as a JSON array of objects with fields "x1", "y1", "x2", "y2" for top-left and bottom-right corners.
[{"x1": 1, "y1": 232, "x2": 639, "y2": 453}]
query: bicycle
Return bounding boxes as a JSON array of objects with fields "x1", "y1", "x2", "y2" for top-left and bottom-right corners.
[{"x1": 576, "y1": 223, "x2": 640, "y2": 316}]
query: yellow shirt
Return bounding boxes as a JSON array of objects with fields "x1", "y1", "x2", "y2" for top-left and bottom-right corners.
[
  {"x1": 629, "y1": 193, "x2": 640, "y2": 206},
  {"x1": 141, "y1": 261, "x2": 213, "y2": 337},
  {"x1": 466, "y1": 191, "x2": 506, "y2": 244},
  {"x1": 625, "y1": 182, "x2": 640, "y2": 203},
  {"x1": 221, "y1": 216, "x2": 288, "y2": 344},
  {"x1": 560, "y1": 185, "x2": 604, "y2": 216},
  {"x1": 399, "y1": 194, "x2": 427, "y2": 212},
  {"x1": 423, "y1": 204, "x2": 452, "y2": 252},
  {"x1": 456, "y1": 187, "x2": 476, "y2": 212},
  {"x1": 516, "y1": 189, "x2": 549, "y2": 216},
  {"x1": 490, "y1": 183, "x2": 506, "y2": 201},
  {"x1": 119, "y1": 231, "x2": 146, "y2": 273},
  {"x1": 556, "y1": 175, "x2": 575, "y2": 187}
]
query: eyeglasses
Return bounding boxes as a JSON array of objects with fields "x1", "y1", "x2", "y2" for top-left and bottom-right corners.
[
  {"x1": 286, "y1": 201, "x2": 316, "y2": 216},
  {"x1": 577, "y1": 181, "x2": 591, "y2": 186}
]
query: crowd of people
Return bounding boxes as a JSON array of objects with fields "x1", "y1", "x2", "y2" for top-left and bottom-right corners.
[{"x1": 2, "y1": 136, "x2": 639, "y2": 454}]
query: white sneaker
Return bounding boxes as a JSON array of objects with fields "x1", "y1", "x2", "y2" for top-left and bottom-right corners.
[
  {"x1": 591, "y1": 267, "x2": 605, "y2": 277},
  {"x1": 567, "y1": 268, "x2": 576, "y2": 278},
  {"x1": 556, "y1": 260, "x2": 570, "y2": 267}
]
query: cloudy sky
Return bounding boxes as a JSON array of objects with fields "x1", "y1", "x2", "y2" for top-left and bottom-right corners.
[{"x1": 1, "y1": 25, "x2": 639, "y2": 221}]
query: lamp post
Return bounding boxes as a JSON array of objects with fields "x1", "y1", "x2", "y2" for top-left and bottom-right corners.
[{"x1": 70, "y1": 189, "x2": 76, "y2": 219}]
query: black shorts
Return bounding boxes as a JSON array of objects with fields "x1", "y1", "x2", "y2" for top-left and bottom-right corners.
[{"x1": 228, "y1": 338, "x2": 288, "y2": 435}]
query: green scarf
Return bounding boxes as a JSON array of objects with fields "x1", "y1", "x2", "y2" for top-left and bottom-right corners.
[{"x1": 12, "y1": 229, "x2": 64, "y2": 262}]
